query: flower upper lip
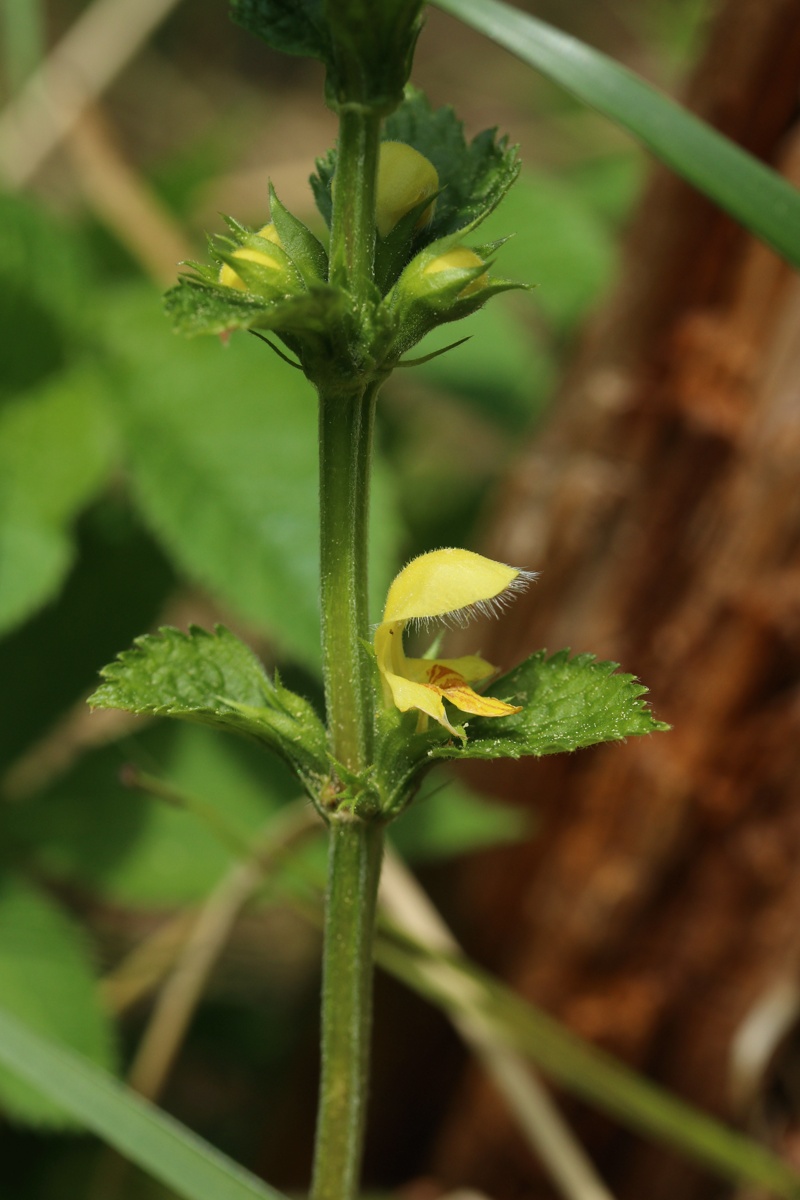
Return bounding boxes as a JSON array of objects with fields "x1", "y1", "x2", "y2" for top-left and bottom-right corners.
[{"x1": 375, "y1": 548, "x2": 536, "y2": 739}]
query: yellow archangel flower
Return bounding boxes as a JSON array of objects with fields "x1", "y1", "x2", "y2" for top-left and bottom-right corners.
[{"x1": 374, "y1": 548, "x2": 535, "y2": 739}]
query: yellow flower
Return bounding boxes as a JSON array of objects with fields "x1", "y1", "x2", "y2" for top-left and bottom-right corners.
[
  {"x1": 375, "y1": 142, "x2": 438, "y2": 237},
  {"x1": 218, "y1": 224, "x2": 283, "y2": 290},
  {"x1": 423, "y1": 246, "x2": 488, "y2": 297},
  {"x1": 374, "y1": 548, "x2": 535, "y2": 738}
]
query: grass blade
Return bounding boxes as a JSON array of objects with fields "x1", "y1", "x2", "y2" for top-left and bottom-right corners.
[
  {"x1": 0, "y1": 1007, "x2": 288, "y2": 1200},
  {"x1": 434, "y1": 0, "x2": 800, "y2": 268}
]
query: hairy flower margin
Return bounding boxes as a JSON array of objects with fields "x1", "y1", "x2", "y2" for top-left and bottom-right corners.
[{"x1": 374, "y1": 548, "x2": 537, "y2": 740}]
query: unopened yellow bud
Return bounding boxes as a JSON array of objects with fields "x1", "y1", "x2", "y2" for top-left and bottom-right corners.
[
  {"x1": 375, "y1": 142, "x2": 438, "y2": 238},
  {"x1": 218, "y1": 224, "x2": 283, "y2": 290},
  {"x1": 423, "y1": 246, "x2": 488, "y2": 296}
]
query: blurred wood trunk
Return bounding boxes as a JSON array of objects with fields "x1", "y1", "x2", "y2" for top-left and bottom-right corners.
[{"x1": 429, "y1": 1, "x2": 800, "y2": 1197}]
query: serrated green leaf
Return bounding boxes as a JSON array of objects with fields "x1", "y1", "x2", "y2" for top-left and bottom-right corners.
[
  {"x1": 436, "y1": 649, "x2": 668, "y2": 762},
  {"x1": 435, "y1": 0, "x2": 800, "y2": 269},
  {"x1": 90, "y1": 625, "x2": 328, "y2": 795},
  {"x1": 164, "y1": 277, "x2": 270, "y2": 337},
  {"x1": 0, "y1": 1006, "x2": 288, "y2": 1200},
  {"x1": 310, "y1": 89, "x2": 519, "y2": 243},
  {"x1": 229, "y1": 0, "x2": 330, "y2": 63},
  {"x1": 164, "y1": 275, "x2": 343, "y2": 341},
  {"x1": 0, "y1": 876, "x2": 116, "y2": 1128},
  {"x1": 99, "y1": 287, "x2": 400, "y2": 667},
  {"x1": 0, "y1": 368, "x2": 116, "y2": 635},
  {"x1": 384, "y1": 88, "x2": 520, "y2": 241}
]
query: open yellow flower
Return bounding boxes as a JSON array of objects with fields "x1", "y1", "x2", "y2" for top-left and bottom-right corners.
[{"x1": 375, "y1": 548, "x2": 535, "y2": 738}]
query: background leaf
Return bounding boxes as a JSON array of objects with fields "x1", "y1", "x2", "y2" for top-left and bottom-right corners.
[
  {"x1": 0, "y1": 194, "x2": 89, "y2": 404},
  {"x1": 434, "y1": 0, "x2": 800, "y2": 268},
  {"x1": 0, "y1": 369, "x2": 116, "y2": 635},
  {"x1": 0, "y1": 502, "x2": 174, "y2": 777},
  {"x1": 5, "y1": 724, "x2": 299, "y2": 907},
  {"x1": 0, "y1": 876, "x2": 115, "y2": 1127},
  {"x1": 99, "y1": 287, "x2": 400, "y2": 669}
]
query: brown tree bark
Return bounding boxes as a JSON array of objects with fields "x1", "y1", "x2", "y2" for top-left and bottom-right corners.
[{"x1": 429, "y1": 1, "x2": 800, "y2": 1197}]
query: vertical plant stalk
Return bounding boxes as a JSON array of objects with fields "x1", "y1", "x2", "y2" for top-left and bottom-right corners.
[
  {"x1": 310, "y1": 817, "x2": 384, "y2": 1200},
  {"x1": 318, "y1": 377, "x2": 379, "y2": 775},
  {"x1": 319, "y1": 105, "x2": 382, "y2": 775},
  {"x1": 313, "y1": 103, "x2": 385, "y2": 1200},
  {"x1": 327, "y1": 107, "x2": 381, "y2": 305}
]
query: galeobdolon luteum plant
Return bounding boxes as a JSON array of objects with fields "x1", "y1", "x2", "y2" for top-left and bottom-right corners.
[{"x1": 89, "y1": 1, "x2": 668, "y2": 1197}]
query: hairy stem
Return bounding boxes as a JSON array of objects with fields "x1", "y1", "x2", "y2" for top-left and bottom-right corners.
[
  {"x1": 313, "y1": 95, "x2": 384, "y2": 1200},
  {"x1": 310, "y1": 817, "x2": 384, "y2": 1200},
  {"x1": 327, "y1": 107, "x2": 381, "y2": 304},
  {"x1": 318, "y1": 378, "x2": 378, "y2": 773}
]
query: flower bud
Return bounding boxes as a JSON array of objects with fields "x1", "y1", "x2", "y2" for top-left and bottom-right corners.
[
  {"x1": 422, "y1": 246, "x2": 488, "y2": 297},
  {"x1": 375, "y1": 142, "x2": 438, "y2": 238},
  {"x1": 382, "y1": 242, "x2": 495, "y2": 357},
  {"x1": 218, "y1": 223, "x2": 284, "y2": 290}
]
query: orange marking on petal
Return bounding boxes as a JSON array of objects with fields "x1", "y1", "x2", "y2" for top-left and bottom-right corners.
[{"x1": 426, "y1": 663, "x2": 466, "y2": 689}]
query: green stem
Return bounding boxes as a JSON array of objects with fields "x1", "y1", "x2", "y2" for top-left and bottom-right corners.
[
  {"x1": 317, "y1": 104, "x2": 382, "y2": 773},
  {"x1": 318, "y1": 378, "x2": 378, "y2": 773},
  {"x1": 310, "y1": 817, "x2": 384, "y2": 1200},
  {"x1": 328, "y1": 107, "x2": 381, "y2": 303},
  {"x1": 313, "y1": 98, "x2": 384, "y2": 1200}
]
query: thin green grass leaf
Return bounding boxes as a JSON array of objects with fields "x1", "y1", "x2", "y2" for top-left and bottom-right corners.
[
  {"x1": 435, "y1": 0, "x2": 800, "y2": 268},
  {"x1": 0, "y1": 1007, "x2": 288, "y2": 1200}
]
